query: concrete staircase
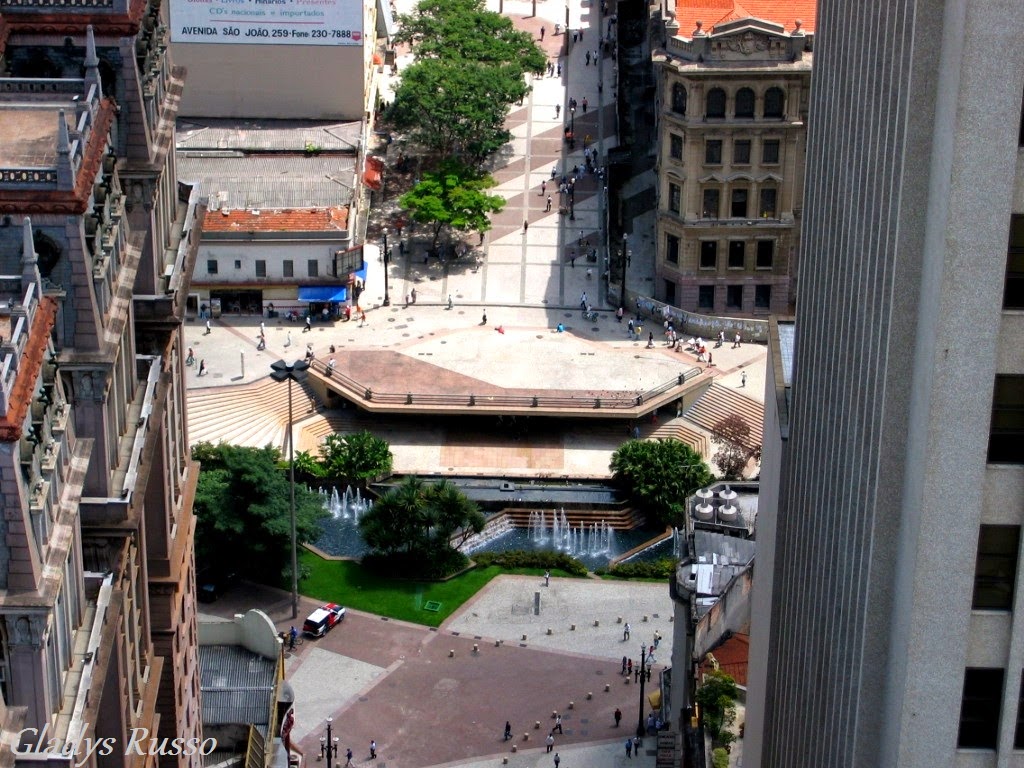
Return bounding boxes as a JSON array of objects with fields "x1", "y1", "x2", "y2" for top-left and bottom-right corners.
[
  {"x1": 187, "y1": 378, "x2": 320, "y2": 449},
  {"x1": 643, "y1": 419, "x2": 711, "y2": 457},
  {"x1": 499, "y1": 506, "x2": 646, "y2": 530},
  {"x1": 681, "y1": 383, "x2": 764, "y2": 449}
]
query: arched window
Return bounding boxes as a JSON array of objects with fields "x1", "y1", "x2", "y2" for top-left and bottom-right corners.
[
  {"x1": 671, "y1": 83, "x2": 687, "y2": 115},
  {"x1": 735, "y1": 88, "x2": 755, "y2": 118},
  {"x1": 764, "y1": 87, "x2": 785, "y2": 119},
  {"x1": 706, "y1": 88, "x2": 726, "y2": 119}
]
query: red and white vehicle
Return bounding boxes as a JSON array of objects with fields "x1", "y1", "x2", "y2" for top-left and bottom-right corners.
[{"x1": 302, "y1": 603, "x2": 346, "y2": 637}]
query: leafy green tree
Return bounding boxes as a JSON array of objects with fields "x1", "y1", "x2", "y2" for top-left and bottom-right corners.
[
  {"x1": 399, "y1": 161, "x2": 505, "y2": 249},
  {"x1": 358, "y1": 476, "x2": 485, "y2": 562},
  {"x1": 191, "y1": 442, "x2": 328, "y2": 583},
  {"x1": 710, "y1": 414, "x2": 761, "y2": 480},
  {"x1": 695, "y1": 670, "x2": 739, "y2": 746},
  {"x1": 388, "y1": 58, "x2": 522, "y2": 161},
  {"x1": 291, "y1": 450, "x2": 326, "y2": 484},
  {"x1": 319, "y1": 431, "x2": 393, "y2": 488},
  {"x1": 610, "y1": 439, "x2": 713, "y2": 527},
  {"x1": 395, "y1": 0, "x2": 545, "y2": 74}
]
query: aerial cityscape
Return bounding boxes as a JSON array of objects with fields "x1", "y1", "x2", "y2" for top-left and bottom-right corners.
[{"x1": 0, "y1": 0, "x2": 1020, "y2": 768}]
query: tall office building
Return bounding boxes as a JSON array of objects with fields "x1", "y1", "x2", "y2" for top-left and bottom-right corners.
[
  {"x1": 745, "y1": 1, "x2": 1024, "y2": 766},
  {"x1": 0, "y1": 5, "x2": 203, "y2": 767}
]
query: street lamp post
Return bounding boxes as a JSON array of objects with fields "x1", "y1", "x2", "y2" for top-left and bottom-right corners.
[
  {"x1": 319, "y1": 718, "x2": 339, "y2": 768},
  {"x1": 620, "y1": 232, "x2": 630, "y2": 307},
  {"x1": 636, "y1": 643, "x2": 649, "y2": 739},
  {"x1": 382, "y1": 227, "x2": 391, "y2": 306},
  {"x1": 270, "y1": 358, "x2": 310, "y2": 619}
]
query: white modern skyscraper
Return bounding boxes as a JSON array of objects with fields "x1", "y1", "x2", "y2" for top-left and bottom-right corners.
[{"x1": 745, "y1": 1, "x2": 1024, "y2": 766}]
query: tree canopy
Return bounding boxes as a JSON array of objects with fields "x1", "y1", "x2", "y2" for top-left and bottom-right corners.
[
  {"x1": 710, "y1": 414, "x2": 762, "y2": 480},
  {"x1": 609, "y1": 439, "x2": 713, "y2": 527},
  {"x1": 192, "y1": 442, "x2": 328, "y2": 583},
  {"x1": 358, "y1": 476, "x2": 485, "y2": 576},
  {"x1": 695, "y1": 670, "x2": 739, "y2": 746},
  {"x1": 319, "y1": 431, "x2": 394, "y2": 488},
  {"x1": 399, "y1": 161, "x2": 505, "y2": 248}
]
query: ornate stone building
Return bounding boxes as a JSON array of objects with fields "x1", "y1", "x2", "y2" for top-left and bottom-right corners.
[
  {"x1": 0, "y1": 5, "x2": 203, "y2": 767},
  {"x1": 652, "y1": 2, "x2": 815, "y2": 316}
]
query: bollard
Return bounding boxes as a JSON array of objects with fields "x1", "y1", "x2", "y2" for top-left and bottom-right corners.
[
  {"x1": 570, "y1": 624, "x2": 576, "y2": 631},
  {"x1": 522, "y1": 634, "x2": 528, "y2": 642},
  {"x1": 568, "y1": 701, "x2": 574, "y2": 710},
  {"x1": 670, "y1": 615, "x2": 674, "y2": 622},
  {"x1": 617, "y1": 617, "x2": 623, "y2": 624},
  {"x1": 547, "y1": 628, "x2": 553, "y2": 635},
  {"x1": 449, "y1": 650, "x2": 455, "y2": 657},
  {"x1": 625, "y1": 677, "x2": 631, "y2": 685},
  {"x1": 535, "y1": 722, "x2": 541, "y2": 730},
  {"x1": 473, "y1": 643, "x2": 479, "y2": 653},
  {"x1": 552, "y1": 712, "x2": 558, "y2": 719},
  {"x1": 643, "y1": 615, "x2": 649, "y2": 622},
  {"x1": 511, "y1": 746, "x2": 517, "y2": 753},
  {"x1": 523, "y1": 733, "x2": 529, "y2": 741},
  {"x1": 587, "y1": 692, "x2": 592, "y2": 700},
  {"x1": 495, "y1": 639, "x2": 501, "y2": 647},
  {"x1": 594, "y1": 620, "x2": 600, "y2": 627},
  {"x1": 605, "y1": 683, "x2": 611, "y2": 692},
  {"x1": 503, "y1": 759, "x2": 509, "y2": 765}
]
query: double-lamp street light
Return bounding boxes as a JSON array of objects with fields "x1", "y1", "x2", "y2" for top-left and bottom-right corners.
[
  {"x1": 636, "y1": 642, "x2": 650, "y2": 739},
  {"x1": 270, "y1": 358, "x2": 310, "y2": 620},
  {"x1": 319, "y1": 718, "x2": 339, "y2": 768},
  {"x1": 381, "y1": 227, "x2": 392, "y2": 306}
]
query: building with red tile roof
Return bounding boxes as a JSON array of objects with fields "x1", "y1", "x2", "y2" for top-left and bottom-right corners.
[{"x1": 651, "y1": 1, "x2": 813, "y2": 317}]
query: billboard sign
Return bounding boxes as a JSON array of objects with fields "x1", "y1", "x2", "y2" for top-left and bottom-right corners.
[{"x1": 170, "y1": 0, "x2": 363, "y2": 46}]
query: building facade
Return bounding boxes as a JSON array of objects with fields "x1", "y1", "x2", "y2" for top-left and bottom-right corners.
[
  {"x1": 745, "y1": 1, "x2": 1024, "y2": 766},
  {"x1": 0, "y1": 7, "x2": 203, "y2": 768},
  {"x1": 652, "y1": 2, "x2": 815, "y2": 316}
]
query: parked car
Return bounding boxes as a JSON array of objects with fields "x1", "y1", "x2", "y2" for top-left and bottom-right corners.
[
  {"x1": 302, "y1": 603, "x2": 346, "y2": 637},
  {"x1": 197, "y1": 568, "x2": 237, "y2": 603}
]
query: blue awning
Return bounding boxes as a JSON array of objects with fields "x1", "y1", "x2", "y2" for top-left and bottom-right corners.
[{"x1": 297, "y1": 286, "x2": 348, "y2": 302}]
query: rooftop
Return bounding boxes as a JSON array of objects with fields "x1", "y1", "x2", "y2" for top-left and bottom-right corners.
[
  {"x1": 176, "y1": 118, "x2": 362, "y2": 153},
  {"x1": 199, "y1": 645, "x2": 277, "y2": 728},
  {"x1": 203, "y1": 207, "x2": 350, "y2": 234},
  {"x1": 672, "y1": 0, "x2": 817, "y2": 36},
  {"x1": 0, "y1": 108, "x2": 69, "y2": 168}
]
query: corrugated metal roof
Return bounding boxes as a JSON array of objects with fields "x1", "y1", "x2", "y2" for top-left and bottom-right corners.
[
  {"x1": 199, "y1": 645, "x2": 277, "y2": 726},
  {"x1": 176, "y1": 154, "x2": 356, "y2": 209},
  {"x1": 177, "y1": 119, "x2": 362, "y2": 152}
]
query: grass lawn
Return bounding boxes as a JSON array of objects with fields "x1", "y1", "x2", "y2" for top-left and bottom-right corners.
[{"x1": 298, "y1": 551, "x2": 584, "y2": 626}]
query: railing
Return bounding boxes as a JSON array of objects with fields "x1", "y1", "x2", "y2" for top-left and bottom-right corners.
[
  {"x1": 635, "y1": 295, "x2": 770, "y2": 342},
  {"x1": 309, "y1": 358, "x2": 703, "y2": 412}
]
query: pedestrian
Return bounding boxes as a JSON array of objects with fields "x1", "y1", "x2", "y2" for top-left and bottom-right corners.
[
  {"x1": 625, "y1": 738, "x2": 632, "y2": 758},
  {"x1": 572, "y1": 30, "x2": 577, "y2": 43},
  {"x1": 633, "y1": 736, "x2": 641, "y2": 755},
  {"x1": 621, "y1": 656, "x2": 628, "y2": 675},
  {"x1": 546, "y1": 195, "x2": 552, "y2": 212},
  {"x1": 541, "y1": 179, "x2": 547, "y2": 195},
  {"x1": 345, "y1": 748, "x2": 353, "y2": 767},
  {"x1": 205, "y1": 319, "x2": 211, "y2": 335},
  {"x1": 555, "y1": 103, "x2": 561, "y2": 118},
  {"x1": 288, "y1": 625, "x2": 297, "y2": 650},
  {"x1": 523, "y1": 219, "x2": 529, "y2": 232},
  {"x1": 593, "y1": 49, "x2": 598, "y2": 64},
  {"x1": 504, "y1": 721, "x2": 513, "y2": 741},
  {"x1": 304, "y1": 316, "x2": 311, "y2": 333},
  {"x1": 405, "y1": 293, "x2": 410, "y2": 307},
  {"x1": 198, "y1": 360, "x2": 206, "y2": 376},
  {"x1": 627, "y1": 319, "x2": 634, "y2": 338},
  {"x1": 369, "y1": 740, "x2": 377, "y2": 760},
  {"x1": 741, "y1": 371, "x2": 747, "y2": 387},
  {"x1": 614, "y1": 708, "x2": 622, "y2": 727},
  {"x1": 555, "y1": 715, "x2": 563, "y2": 734},
  {"x1": 546, "y1": 734, "x2": 555, "y2": 753},
  {"x1": 540, "y1": 25, "x2": 545, "y2": 40},
  {"x1": 653, "y1": 630, "x2": 661, "y2": 649},
  {"x1": 627, "y1": 658, "x2": 633, "y2": 677},
  {"x1": 582, "y1": 97, "x2": 588, "y2": 113},
  {"x1": 286, "y1": 331, "x2": 293, "y2": 347},
  {"x1": 187, "y1": 347, "x2": 195, "y2": 365},
  {"x1": 646, "y1": 666, "x2": 652, "y2": 682},
  {"x1": 585, "y1": 50, "x2": 591, "y2": 65},
  {"x1": 623, "y1": 622, "x2": 630, "y2": 640},
  {"x1": 707, "y1": 352, "x2": 713, "y2": 368},
  {"x1": 557, "y1": 62, "x2": 562, "y2": 76},
  {"x1": 554, "y1": 753, "x2": 560, "y2": 768},
  {"x1": 570, "y1": 251, "x2": 576, "y2": 268},
  {"x1": 544, "y1": 570, "x2": 551, "y2": 586},
  {"x1": 257, "y1": 333, "x2": 266, "y2": 350},
  {"x1": 734, "y1": 332, "x2": 741, "y2": 348},
  {"x1": 447, "y1": 295, "x2": 454, "y2": 310},
  {"x1": 359, "y1": 310, "x2": 367, "y2": 326},
  {"x1": 481, "y1": 310, "x2": 488, "y2": 325},
  {"x1": 578, "y1": 27, "x2": 584, "y2": 41},
  {"x1": 647, "y1": 332, "x2": 654, "y2": 348},
  {"x1": 580, "y1": 291, "x2": 588, "y2": 308},
  {"x1": 411, "y1": 288, "x2": 417, "y2": 304}
]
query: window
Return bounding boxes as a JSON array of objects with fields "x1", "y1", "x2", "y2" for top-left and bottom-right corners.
[
  {"x1": 706, "y1": 88, "x2": 726, "y2": 119},
  {"x1": 756, "y1": 240, "x2": 775, "y2": 269},
  {"x1": 1006, "y1": 215, "x2": 1024, "y2": 309},
  {"x1": 989, "y1": 375, "x2": 1024, "y2": 463},
  {"x1": 668, "y1": 183, "x2": 681, "y2": 214},
  {"x1": 672, "y1": 83, "x2": 687, "y2": 115},
  {"x1": 972, "y1": 525, "x2": 1020, "y2": 610},
  {"x1": 731, "y1": 189, "x2": 749, "y2": 218},
  {"x1": 734, "y1": 140, "x2": 751, "y2": 165},
  {"x1": 255, "y1": 260, "x2": 266, "y2": 278},
  {"x1": 726, "y1": 285, "x2": 743, "y2": 309},
  {"x1": 705, "y1": 140, "x2": 723, "y2": 164},
  {"x1": 702, "y1": 188, "x2": 720, "y2": 219},
  {"x1": 735, "y1": 88, "x2": 755, "y2": 118},
  {"x1": 699, "y1": 241, "x2": 718, "y2": 269},
  {"x1": 728, "y1": 241, "x2": 745, "y2": 269},
  {"x1": 206, "y1": 259, "x2": 218, "y2": 275},
  {"x1": 669, "y1": 133, "x2": 683, "y2": 161},
  {"x1": 762, "y1": 139, "x2": 780, "y2": 164},
  {"x1": 698, "y1": 285, "x2": 715, "y2": 309},
  {"x1": 307, "y1": 260, "x2": 319, "y2": 277},
  {"x1": 764, "y1": 87, "x2": 784, "y2": 118},
  {"x1": 663, "y1": 280, "x2": 676, "y2": 306},
  {"x1": 754, "y1": 284, "x2": 771, "y2": 309},
  {"x1": 760, "y1": 188, "x2": 778, "y2": 218},
  {"x1": 666, "y1": 234, "x2": 680, "y2": 264},
  {"x1": 234, "y1": 259, "x2": 241, "y2": 270},
  {"x1": 283, "y1": 260, "x2": 294, "y2": 278},
  {"x1": 957, "y1": 668, "x2": 1004, "y2": 749}
]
